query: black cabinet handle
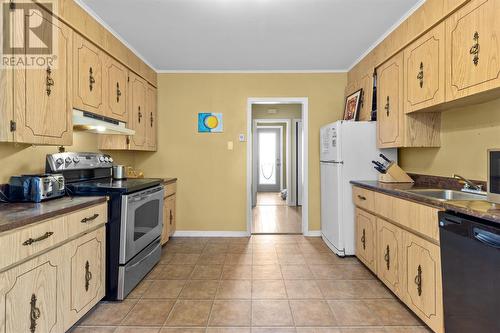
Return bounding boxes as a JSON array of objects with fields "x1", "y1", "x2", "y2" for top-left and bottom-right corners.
[
  {"x1": 357, "y1": 195, "x2": 366, "y2": 201},
  {"x1": 414, "y1": 264, "x2": 422, "y2": 296},
  {"x1": 23, "y1": 232, "x2": 54, "y2": 246},
  {"x1": 81, "y1": 213, "x2": 99, "y2": 224},
  {"x1": 85, "y1": 260, "x2": 93, "y2": 291},
  {"x1": 30, "y1": 294, "x2": 41, "y2": 333},
  {"x1": 384, "y1": 245, "x2": 390, "y2": 270},
  {"x1": 361, "y1": 229, "x2": 366, "y2": 250}
]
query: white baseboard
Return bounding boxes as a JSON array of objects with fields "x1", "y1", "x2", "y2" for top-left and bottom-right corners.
[
  {"x1": 172, "y1": 231, "x2": 251, "y2": 237},
  {"x1": 305, "y1": 230, "x2": 321, "y2": 237}
]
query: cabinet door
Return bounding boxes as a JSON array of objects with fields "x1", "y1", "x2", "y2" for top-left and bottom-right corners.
[
  {"x1": 13, "y1": 11, "x2": 72, "y2": 145},
  {"x1": 377, "y1": 53, "x2": 404, "y2": 148},
  {"x1": 446, "y1": 0, "x2": 500, "y2": 102},
  {"x1": 128, "y1": 73, "x2": 147, "y2": 149},
  {"x1": 404, "y1": 23, "x2": 445, "y2": 113},
  {"x1": 161, "y1": 196, "x2": 171, "y2": 245},
  {"x1": 104, "y1": 56, "x2": 128, "y2": 122},
  {"x1": 376, "y1": 219, "x2": 403, "y2": 297},
  {"x1": 0, "y1": 246, "x2": 65, "y2": 333},
  {"x1": 73, "y1": 34, "x2": 104, "y2": 115},
  {"x1": 65, "y1": 227, "x2": 105, "y2": 328},
  {"x1": 355, "y1": 208, "x2": 376, "y2": 273},
  {"x1": 146, "y1": 85, "x2": 157, "y2": 150},
  {"x1": 358, "y1": 72, "x2": 374, "y2": 121},
  {"x1": 403, "y1": 232, "x2": 444, "y2": 333}
]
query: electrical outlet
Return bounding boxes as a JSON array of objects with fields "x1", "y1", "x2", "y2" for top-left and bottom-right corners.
[{"x1": 239, "y1": 134, "x2": 246, "y2": 142}]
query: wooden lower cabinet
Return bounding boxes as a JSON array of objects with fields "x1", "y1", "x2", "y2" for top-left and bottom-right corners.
[
  {"x1": 0, "y1": 245, "x2": 65, "y2": 333},
  {"x1": 162, "y1": 194, "x2": 177, "y2": 245},
  {"x1": 403, "y1": 231, "x2": 444, "y2": 333},
  {"x1": 64, "y1": 227, "x2": 106, "y2": 330},
  {"x1": 355, "y1": 208, "x2": 376, "y2": 273},
  {"x1": 376, "y1": 218, "x2": 404, "y2": 297}
]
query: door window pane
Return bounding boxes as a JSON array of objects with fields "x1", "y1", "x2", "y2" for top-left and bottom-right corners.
[{"x1": 259, "y1": 131, "x2": 277, "y2": 185}]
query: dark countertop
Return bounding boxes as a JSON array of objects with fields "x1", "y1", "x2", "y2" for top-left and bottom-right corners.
[
  {"x1": 162, "y1": 178, "x2": 177, "y2": 185},
  {"x1": 351, "y1": 180, "x2": 500, "y2": 225},
  {"x1": 0, "y1": 196, "x2": 107, "y2": 234}
]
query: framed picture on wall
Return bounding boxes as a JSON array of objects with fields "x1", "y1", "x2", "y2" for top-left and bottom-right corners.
[{"x1": 343, "y1": 89, "x2": 362, "y2": 121}]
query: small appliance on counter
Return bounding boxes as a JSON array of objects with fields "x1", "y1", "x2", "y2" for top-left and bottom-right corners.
[
  {"x1": 371, "y1": 154, "x2": 414, "y2": 183},
  {"x1": 487, "y1": 148, "x2": 500, "y2": 204},
  {"x1": 112, "y1": 165, "x2": 126, "y2": 180},
  {"x1": 8, "y1": 174, "x2": 65, "y2": 202}
]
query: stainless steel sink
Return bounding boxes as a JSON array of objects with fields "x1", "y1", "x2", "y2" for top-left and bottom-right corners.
[{"x1": 404, "y1": 189, "x2": 487, "y2": 201}]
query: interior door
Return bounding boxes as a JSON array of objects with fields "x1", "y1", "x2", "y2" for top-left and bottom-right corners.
[{"x1": 257, "y1": 128, "x2": 281, "y2": 192}]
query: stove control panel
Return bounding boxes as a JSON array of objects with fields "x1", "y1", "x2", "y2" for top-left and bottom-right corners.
[{"x1": 46, "y1": 152, "x2": 114, "y2": 172}]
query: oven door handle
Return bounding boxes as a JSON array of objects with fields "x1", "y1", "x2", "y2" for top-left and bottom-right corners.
[
  {"x1": 125, "y1": 241, "x2": 161, "y2": 271},
  {"x1": 473, "y1": 227, "x2": 500, "y2": 249},
  {"x1": 128, "y1": 187, "x2": 164, "y2": 203}
]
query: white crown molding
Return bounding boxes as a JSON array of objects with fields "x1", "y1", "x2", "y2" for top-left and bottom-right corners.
[
  {"x1": 156, "y1": 69, "x2": 348, "y2": 74},
  {"x1": 172, "y1": 231, "x2": 251, "y2": 237},
  {"x1": 73, "y1": 0, "x2": 158, "y2": 72},
  {"x1": 347, "y1": 0, "x2": 427, "y2": 71}
]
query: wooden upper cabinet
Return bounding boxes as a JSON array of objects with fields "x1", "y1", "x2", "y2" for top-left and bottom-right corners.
[
  {"x1": 146, "y1": 85, "x2": 158, "y2": 150},
  {"x1": 12, "y1": 11, "x2": 73, "y2": 145},
  {"x1": 345, "y1": 72, "x2": 374, "y2": 121},
  {"x1": 446, "y1": 0, "x2": 500, "y2": 102},
  {"x1": 377, "y1": 53, "x2": 404, "y2": 148},
  {"x1": 404, "y1": 23, "x2": 446, "y2": 113},
  {"x1": 128, "y1": 73, "x2": 147, "y2": 149},
  {"x1": 104, "y1": 56, "x2": 128, "y2": 122},
  {"x1": 73, "y1": 34, "x2": 104, "y2": 115}
]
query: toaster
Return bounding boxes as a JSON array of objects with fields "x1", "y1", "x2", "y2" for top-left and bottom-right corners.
[{"x1": 8, "y1": 174, "x2": 65, "y2": 202}]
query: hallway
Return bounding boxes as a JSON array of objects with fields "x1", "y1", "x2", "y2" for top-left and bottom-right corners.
[{"x1": 252, "y1": 192, "x2": 302, "y2": 234}]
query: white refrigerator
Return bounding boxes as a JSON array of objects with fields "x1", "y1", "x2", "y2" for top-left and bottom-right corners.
[{"x1": 320, "y1": 121, "x2": 397, "y2": 256}]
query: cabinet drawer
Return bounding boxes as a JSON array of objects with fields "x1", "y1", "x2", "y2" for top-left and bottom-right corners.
[
  {"x1": 352, "y1": 186, "x2": 374, "y2": 212},
  {"x1": 355, "y1": 208, "x2": 377, "y2": 273},
  {"x1": 0, "y1": 203, "x2": 107, "y2": 272},
  {"x1": 164, "y1": 182, "x2": 177, "y2": 198}
]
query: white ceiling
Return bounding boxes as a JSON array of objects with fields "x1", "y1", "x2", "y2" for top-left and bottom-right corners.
[{"x1": 78, "y1": 0, "x2": 424, "y2": 72}]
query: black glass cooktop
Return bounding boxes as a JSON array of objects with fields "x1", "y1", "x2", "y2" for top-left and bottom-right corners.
[{"x1": 66, "y1": 178, "x2": 162, "y2": 195}]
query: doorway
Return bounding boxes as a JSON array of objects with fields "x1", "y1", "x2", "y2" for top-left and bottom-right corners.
[{"x1": 247, "y1": 98, "x2": 308, "y2": 235}]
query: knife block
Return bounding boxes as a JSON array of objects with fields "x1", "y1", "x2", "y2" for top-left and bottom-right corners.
[{"x1": 378, "y1": 163, "x2": 414, "y2": 183}]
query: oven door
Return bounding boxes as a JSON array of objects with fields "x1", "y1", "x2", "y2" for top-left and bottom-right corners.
[{"x1": 120, "y1": 185, "x2": 164, "y2": 264}]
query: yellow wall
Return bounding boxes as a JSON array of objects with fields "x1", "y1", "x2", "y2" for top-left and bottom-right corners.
[
  {"x1": 400, "y1": 98, "x2": 500, "y2": 180},
  {"x1": 0, "y1": 132, "x2": 134, "y2": 184},
  {"x1": 134, "y1": 73, "x2": 347, "y2": 232}
]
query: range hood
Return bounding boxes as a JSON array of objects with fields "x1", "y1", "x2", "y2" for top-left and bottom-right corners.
[{"x1": 73, "y1": 110, "x2": 135, "y2": 135}]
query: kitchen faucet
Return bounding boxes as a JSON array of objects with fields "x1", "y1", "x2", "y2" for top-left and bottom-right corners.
[{"x1": 453, "y1": 174, "x2": 483, "y2": 192}]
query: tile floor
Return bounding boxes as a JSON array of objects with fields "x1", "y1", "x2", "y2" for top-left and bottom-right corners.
[
  {"x1": 253, "y1": 193, "x2": 302, "y2": 233},
  {"x1": 71, "y1": 235, "x2": 430, "y2": 333}
]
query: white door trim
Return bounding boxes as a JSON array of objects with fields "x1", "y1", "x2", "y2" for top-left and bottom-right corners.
[
  {"x1": 254, "y1": 119, "x2": 291, "y2": 204},
  {"x1": 247, "y1": 97, "x2": 309, "y2": 235}
]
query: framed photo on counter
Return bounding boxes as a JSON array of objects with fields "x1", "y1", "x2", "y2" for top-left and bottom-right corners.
[{"x1": 343, "y1": 89, "x2": 362, "y2": 121}]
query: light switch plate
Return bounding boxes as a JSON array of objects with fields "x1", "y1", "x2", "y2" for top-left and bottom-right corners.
[
  {"x1": 227, "y1": 141, "x2": 234, "y2": 150},
  {"x1": 239, "y1": 134, "x2": 246, "y2": 142}
]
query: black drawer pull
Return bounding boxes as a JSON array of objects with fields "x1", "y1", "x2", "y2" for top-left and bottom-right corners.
[
  {"x1": 23, "y1": 232, "x2": 54, "y2": 246},
  {"x1": 414, "y1": 264, "x2": 422, "y2": 296},
  {"x1": 361, "y1": 229, "x2": 366, "y2": 250},
  {"x1": 357, "y1": 195, "x2": 367, "y2": 201},
  {"x1": 81, "y1": 213, "x2": 99, "y2": 224}
]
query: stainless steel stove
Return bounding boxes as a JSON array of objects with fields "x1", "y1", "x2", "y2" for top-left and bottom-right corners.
[{"x1": 46, "y1": 152, "x2": 164, "y2": 300}]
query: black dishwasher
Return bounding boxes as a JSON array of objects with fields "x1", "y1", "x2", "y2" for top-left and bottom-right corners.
[{"x1": 439, "y1": 211, "x2": 500, "y2": 333}]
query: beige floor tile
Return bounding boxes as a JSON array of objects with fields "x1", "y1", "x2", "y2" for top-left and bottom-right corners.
[
  {"x1": 216, "y1": 280, "x2": 252, "y2": 299},
  {"x1": 383, "y1": 327, "x2": 432, "y2": 333},
  {"x1": 365, "y1": 299, "x2": 421, "y2": 326},
  {"x1": 79, "y1": 299, "x2": 137, "y2": 326},
  {"x1": 252, "y1": 328, "x2": 297, "y2": 333},
  {"x1": 252, "y1": 265, "x2": 282, "y2": 279},
  {"x1": 159, "y1": 251, "x2": 175, "y2": 265},
  {"x1": 142, "y1": 280, "x2": 187, "y2": 299},
  {"x1": 69, "y1": 327, "x2": 116, "y2": 333},
  {"x1": 180, "y1": 280, "x2": 219, "y2": 299},
  {"x1": 339, "y1": 327, "x2": 386, "y2": 333},
  {"x1": 191, "y1": 265, "x2": 223, "y2": 279},
  {"x1": 289, "y1": 300, "x2": 336, "y2": 327},
  {"x1": 203, "y1": 243, "x2": 230, "y2": 254},
  {"x1": 252, "y1": 280, "x2": 287, "y2": 299},
  {"x1": 280, "y1": 265, "x2": 314, "y2": 279},
  {"x1": 284, "y1": 280, "x2": 323, "y2": 299},
  {"x1": 228, "y1": 244, "x2": 253, "y2": 254},
  {"x1": 309, "y1": 264, "x2": 374, "y2": 280},
  {"x1": 149, "y1": 265, "x2": 195, "y2": 280},
  {"x1": 226, "y1": 254, "x2": 253, "y2": 265},
  {"x1": 296, "y1": 328, "x2": 341, "y2": 333},
  {"x1": 165, "y1": 300, "x2": 213, "y2": 326},
  {"x1": 304, "y1": 253, "x2": 339, "y2": 265},
  {"x1": 122, "y1": 299, "x2": 175, "y2": 326},
  {"x1": 128, "y1": 279, "x2": 153, "y2": 299},
  {"x1": 209, "y1": 300, "x2": 252, "y2": 326},
  {"x1": 252, "y1": 300, "x2": 294, "y2": 326},
  {"x1": 327, "y1": 300, "x2": 381, "y2": 326},
  {"x1": 198, "y1": 253, "x2": 228, "y2": 265},
  {"x1": 253, "y1": 253, "x2": 279, "y2": 265},
  {"x1": 170, "y1": 254, "x2": 201, "y2": 265},
  {"x1": 159, "y1": 328, "x2": 206, "y2": 333},
  {"x1": 114, "y1": 327, "x2": 161, "y2": 333},
  {"x1": 222, "y1": 265, "x2": 252, "y2": 279},
  {"x1": 207, "y1": 328, "x2": 251, "y2": 333},
  {"x1": 316, "y1": 280, "x2": 392, "y2": 299},
  {"x1": 278, "y1": 254, "x2": 306, "y2": 265}
]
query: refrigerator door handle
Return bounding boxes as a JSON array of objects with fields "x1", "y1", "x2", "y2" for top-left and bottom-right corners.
[{"x1": 321, "y1": 161, "x2": 343, "y2": 164}]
